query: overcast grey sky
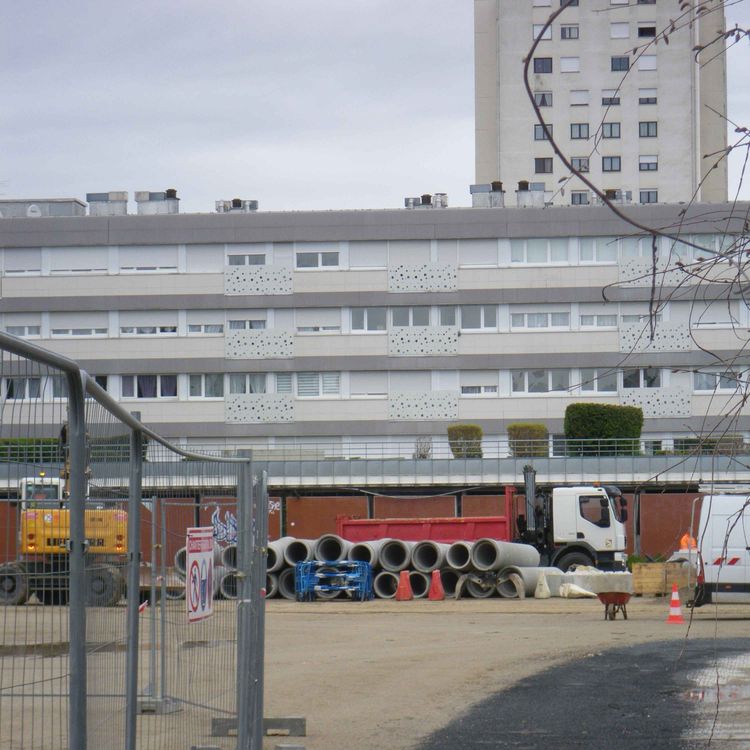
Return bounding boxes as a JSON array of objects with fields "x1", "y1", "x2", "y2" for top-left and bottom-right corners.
[{"x1": 2, "y1": 1, "x2": 748, "y2": 213}]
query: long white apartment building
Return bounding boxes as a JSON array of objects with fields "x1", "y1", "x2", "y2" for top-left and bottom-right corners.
[
  {"x1": 0, "y1": 193, "x2": 747, "y2": 455},
  {"x1": 474, "y1": 0, "x2": 728, "y2": 205}
]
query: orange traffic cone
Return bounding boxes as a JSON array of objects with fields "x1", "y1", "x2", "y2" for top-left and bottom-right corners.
[
  {"x1": 428, "y1": 570, "x2": 445, "y2": 601},
  {"x1": 666, "y1": 583, "x2": 685, "y2": 624},
  {"x1": 395, "y1": 570, "x2": 413, "y2": 601}
]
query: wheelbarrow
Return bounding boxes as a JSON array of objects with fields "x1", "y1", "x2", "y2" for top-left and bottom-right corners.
[{"x1": 597, "y1": 591, "x2": 631, "y2": 620}]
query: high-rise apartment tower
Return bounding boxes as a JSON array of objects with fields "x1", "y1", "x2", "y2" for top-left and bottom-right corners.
[{"x1": 474, "y1": 0, "x2": 728, "y2": 205}]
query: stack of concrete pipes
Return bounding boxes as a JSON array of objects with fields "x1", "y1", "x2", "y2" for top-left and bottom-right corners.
[
  {"x1": 200, "y1": 534, "x2": 553, "y2": 601},
  {"x1": 170, "y1": 543, "x2": 228, "y2": 600}
]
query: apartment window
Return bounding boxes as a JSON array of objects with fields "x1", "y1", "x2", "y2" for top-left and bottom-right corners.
[
  {"x1": 3, "y1": 377, "x2": 41, "y2": 401},
  {"x1": 189, "y1": 374, "x2": 225, "y2": 398},
  {"x1": 562, "y1": 0, "x2": 579, "y2": 5},
  {"x1": 639, "y1": 155, "x2": 658, "y2": 171},
  {"x1": 622, "y1": 368, "x2": 661, "y2": 389},
  {"x1": 534, "y1": 124, "x2": 552, "y2": 140},
  {"x1": 228, "y1": 318, "x2": 266, "y2": 330},
  {"x1": 601, "y1": 89, "x2": 620, "y2": 106},
  {"x1": 571, "y1": 191, "x2": 589, "y2": 205},
  {"x1": 512, "y1": 369, "x2": 570, "y2": 394},
  {"x1": 602, "y1": 156, "x2": 621, "y2": 172},
  {"x1": 638, "y1": 55, "x2": 657, "y2": 71},
  {"x1": 188, "y1": 323, "x2": 224, "y2": 335},
  {"x1": 570, "y1": 123, "x2": 589, "y2": 139},
  {"x1": 295, "y1": 251, "x2": 339, "y2": 269},
  {"x1": 121, "y1": 375, "x2": 177, "y2": 399},
  {"x1": 611, "y1": 56, "x2": 629, "y2": 72},
  {"x1": 4, "y1": 249, "x2": 42, "y2": 276},
  {"x1": 580, "y1": 368, "x2": 618, "y2": 393},
  {"x1": 561, "y1": 24, "x2": 579, "y2": 40},
  {"x1": 579, "y1": 237, "x2": 618, "y2": 262},
  {"x1": 580, "y1": 314, "x2": 617, "y2": 328},
  {"x1": 571, "y1": 157, "x2": 589, "y2": 172},
  {"x1": 570, "y1": 89, "x2": 589, "y2": 105},
  {"x1": 6, "y1": 325, "x2": 40, "y2": 338},
  {"x1": 510, "y1": 311, "x2": 570, "y2": 329},
  {"x1": 640, "y1": 190, "x2": 658, "y2": 204},
  {"x1": 438, "y1": 306, "x2": 457, "y2": 326},
  {"x1": 351, "y1": 307, "x2": 387, "y2": 332},
  {"x1": 533, "y1": 57, "x2": 553, "y2": 74},
  {"x1": 535, "y1": 158, "x2": 554, "y2": 174},
  {"x1": 295, "y1": 308, "x2": 341, "y2": 334},
  {"x1": 460, "y1": 305, "x2": 497, "y2": 330},
  {"x1": 621, "y1": 313, "x2": 662, "y2": 324},
  {"x1": 639, "y1": 88, "x2": 657, "y2": 105},
  {"x1": 533, "y1": 0, "x2": 551, "y2": 5},
  {"x1": 51, "y1": 326, "x2": 108, "y2": 337},
  {"x1": 49, "y1": 375, "x2": 68, "y2": 399},
  {"x1": 93, "y1": 375, "x2": 108, "y2": 392},
  {"x1": 532, "y1": 24, "x2": 552, "y2": 41},
  {"x1": 638, "y1": 24, "x2": 656, "y2": 37},
  {"x1": 602, "y1": 122, "x2": 620, "y2": 139},
  {"x1": 275, "y1": 373, "x2": 293, "y2": 394},
  {"x1": 461, "y1": 384, "x2": 499, "y2": 396},
  {"x1": 227, "y1": 254, "x2": 265, "y2": 266},
  {"x1": 296, "y1": 372, "x2": 341, "y2": 398},
  {"x1": 639, "y1": 121, "x2": 658, "y2": 137},
  {"x1": 119, "y1": 247, "x2": 177, "y2": 273},
  {"x1": 611, "y1": 0, "x2": 629, "y2": 4},
  {"x1": 610, "y1": 22, "x2": 630, "y2": 39},
  {"x1": 392, "y1": 307, "x2": 430, "y2": 327},
  {"x1": 693, "y1": 371, "x2": 740, "y2": 392},
  {"x1": 560, "y1": 57, "x2": 580, "y2": 73},
  {"x1": 637, "y1": 0, "x2": 656, "y2": 3},
  {"x1": 511, "y1": 238, "x2": 569, "y2": 263},
  {"x1": 120, "y1": 325, "x2": 177, "y2": 336},
  {"x1": 229, "y1": 373, "x2": 266, "y2": 394},
  {"x1": 534, "y1": 92, "x2": 553, "y2": 107}
]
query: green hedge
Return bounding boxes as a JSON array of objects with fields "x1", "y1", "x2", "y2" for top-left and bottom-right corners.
[
  {"x1": 507, "y1": 423, "x2": 548, "y2": 457},
  {"x1": 564, "y1": 403, "x2": 643, "y2": 456},
  {"x1": 0, "y1": 438, "x2": 63, "y2": 463},
  {"x1": 447, "y1": 424, "x2": 483, "y2": 458}
]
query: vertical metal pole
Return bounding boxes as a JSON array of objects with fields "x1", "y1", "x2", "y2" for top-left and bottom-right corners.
[
  {"x1": 66, "y1": 370, "x2": 88, "y2": 750},
  {"x1": 149, "y1": 496, "x2": 157, "y2": 697},
  {"x1": 125, "y1": 425, "x2": 143, "y2": 750},
  {"x1": 251, "y1": 470, "x2": 268, "y2": 748},
  {"x1": 159, "y1": 497, "x2": 167, "y2": 701}
]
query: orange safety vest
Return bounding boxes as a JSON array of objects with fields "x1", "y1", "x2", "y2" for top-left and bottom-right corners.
[{"x1": 680, "y1": 532, "x2": 697, "y2": 550}]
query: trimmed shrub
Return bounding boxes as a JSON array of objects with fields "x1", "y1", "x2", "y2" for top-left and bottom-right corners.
[
  {"x1": 507, "y1": 423, "x2": 548, "y2": 457},
  {"x1": 447, "y1": 424, "x2": 483, "y2": 458},
  {"x1": 563, "y1": 403, "x2": 643, "y2": 456}
]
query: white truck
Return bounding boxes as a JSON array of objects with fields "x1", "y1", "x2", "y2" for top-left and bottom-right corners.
[{"x1": 692, "y1": 490, "x2": 750, "y2": 607}]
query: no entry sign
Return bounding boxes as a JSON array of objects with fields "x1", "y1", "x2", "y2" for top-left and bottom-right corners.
[{"x1": 186, "y1": 526, "x2": 214, "y2": 623}]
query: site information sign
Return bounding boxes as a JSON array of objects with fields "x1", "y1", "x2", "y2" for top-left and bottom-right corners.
[{"x1": 186, "y1": 526, "x2": 214, "y2": 623}]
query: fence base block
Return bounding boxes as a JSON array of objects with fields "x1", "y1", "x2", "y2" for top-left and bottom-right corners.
[
  {"x1": 137, "y1": 697, "x2": 182, "y2": 715},
  {"x1": 211, "y1": 716, "x2": 307, "y2": 737}
]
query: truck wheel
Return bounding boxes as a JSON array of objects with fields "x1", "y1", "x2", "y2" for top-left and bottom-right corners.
[
  {"x1": 0, "y1": 563, "x2": 29, "y2": 605},
  {"x1": 555, "y1": 552, "x2": 592, "y2": 572},
  {"x1": 85, "y1": 566, "x2": 120, "y2": 607}
]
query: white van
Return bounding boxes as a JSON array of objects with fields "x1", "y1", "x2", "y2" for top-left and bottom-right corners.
[{"x1": 693, "y1": 493, "x2": 750, "y2": 606}]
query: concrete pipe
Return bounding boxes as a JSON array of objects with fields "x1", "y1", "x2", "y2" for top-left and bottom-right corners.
[
  {"x1": 411, "y1": 541, "x2": 450, "y2": 573},
  {"x1": 313, "y1": 534, "x2": 352, "y2": 563},
  {"x1": 446, "y1": 541, "x2": 474, "y2": 572},
  {"x1": 221, "y1": 544, "x2": 237, "y2": 570},
  {"x1": 373, "y1": 570, "x2": 400, "y2": 599},
  {"x1": 219, "y1": 570, "x2": 238, "y2": 600},
  {"x1": 314, "y1": 566, "x2": 343, "y2": 600},
  {"x1": 283, "y1": 539, "x2": 315, "y2": 566},
  {"x1": 268, "y1": 537, "x2": 295, "y2": 573},
  {"x1": 350, "y1": 539, "x2": 391, "y2": 568},
  {"x1": 174, "y1": 547, "x2": 187, "y2": 575},
  {"x1": 213, "y1": 565, "x2": 228, "y2": 599},
  {"x1": 465, "y1": 576, "x2": 496, "y2": 599},
  {"x1": 439, "y1": 568, "x2": 460, "y2": 598},
  {"x1": 277, "y1": 567, "x2": 297, "y2": 600},
  {"x1": 164, "y1": 581, "x2": 186, "y2": 600},
  {"x1": 471, "y1": 539, "x2": 541, "y2": 572},
  {"x1": 496, "y1": 566, "x2": 560, "y2": 599},
  {"x1": 409, "y1": 571, "x2": 431, "y2": 599},
  {"x1": 266, "y1": 571, "x2": 279, "y2": 599},
  {"x1": 378, "y1": 539, "x2": 415, "y2": 572}
]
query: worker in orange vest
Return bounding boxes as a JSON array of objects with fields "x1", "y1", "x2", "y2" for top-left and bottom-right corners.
[{"x1": 680, "y1": 532, "x2": 697, "y2": 550}]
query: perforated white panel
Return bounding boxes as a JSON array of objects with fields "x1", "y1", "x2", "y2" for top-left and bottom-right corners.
[
  {"x1": 388, "y1": 263, "x2": 457, "y2": 292},
  {"x1": 618, "y1": 259, "x2": 695, "y2": 288},
  {"x1": 388, "y1": 391, "x2": 459, "y2": 420},
  {"x1": 225, "y1": 394, "x2": 294, "y2": 423},
  {"x1": 225, "y1": 331, "x2": 294, "y2": 359},
  {"x1": 619, "y1": 322, "x2": 692, "y2": 353},
  {"x1": 388, "y1": 326, "x2": 459, "y2": 356},
  {"x1": 619, "y1": 387, "x2": 691, "y2": 418},
  {"x1": 224, "y1": 266, "x2": 293, "y2": 295}
]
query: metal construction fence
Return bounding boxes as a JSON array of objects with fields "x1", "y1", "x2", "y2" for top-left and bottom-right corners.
[{"x1": 0, "y1": 333, "x2": 267, "y2": 750}]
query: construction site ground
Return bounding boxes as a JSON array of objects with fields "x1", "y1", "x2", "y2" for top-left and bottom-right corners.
[{"x1": 264, "y1": 597, "x2": 750, "y2": 750}]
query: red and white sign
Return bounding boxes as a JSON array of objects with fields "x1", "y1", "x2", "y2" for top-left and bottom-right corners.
[{"x1": 186, "y1": 526, "x2": 214, "y2": 623}]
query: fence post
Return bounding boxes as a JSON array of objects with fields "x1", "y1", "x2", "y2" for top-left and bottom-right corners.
[
  {"x1": 66, "y1": 369, "x2": 88, "y2": 750},
  {"x1": 251, "y1": 471, "x2": 268, "y2": 744},
  {"x1": 125, "y1": 424, "x2": 143, "y2": 750}
]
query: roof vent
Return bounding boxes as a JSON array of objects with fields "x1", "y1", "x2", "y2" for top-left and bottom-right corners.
[
  {"x1": 215, "y1": 199, "x2": 259, "y2": 213},
  {"x1": 86, "y1": 191, "x2": 128, "y2": 216}
]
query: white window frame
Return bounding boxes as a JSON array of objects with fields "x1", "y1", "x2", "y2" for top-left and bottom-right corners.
[
  {"x1": 459, "y1": 305, "x2": 498, "y2": 331},
  {"x1": 460, "y1": 384, "x2": 499, "y2": 397},
  {"x1": 532, "y1": 24, "x2": 552, "y2": 41},
  {"x1": 3, "y1": 377, "x2": 41, "y2": 401},
  {"x1": 121, "y1": 374, "x2": 178, "y2": 399},
  {"x1": 6, "y1": 325, "x2": 41, "y2": 338},
  {"x1": 579, "y1": 237, "x2": 618, "y2": 263},
  {"x1": 621, "y1": 368, "x2": 661, "y2": 389},
  {"x1": 51, "y1": 327, "x2": 108, "y2": 337},
  {"x1": 579, "y1": 368, "x2": 618, "y2": 393},
  {"x1": 510, "y1": 311, "x2": 571, "y2": 330},
  {"x1": 511, "y1": 369, "x2": 571, "y2": 394},
  {"x1": 693, "y1": 370, "x2": 741, "y2": 393},
  {"x1": 579, "y1": 313, "x2": 618, "y2": 329},
  {"x1": 391, "y1": 306, "x2": 431, "y2": 327},
  {"x1": 188, "y1": 373, "x2": 225, "y2": 399},
  {"x1": 511, "y1": 238, "x2": 569, "y2": 264},
  {"x1": 227, "y1": 253, "x2": 265, "y2": 266},
  {"x1": 295, "y1": 250, "x2": 340, "y2": 270},
  {"x1": 351, "y1": 307, "x2": 387, "y2": 333},
  {"x1": 229, "y1": 373, "x2": 267, "y2": 395},
  {"x1": 295, "y1": 372, "x2": 341, "y2": 398},
  {"x1": 120, "y1": 325, "x2": 177, "y2": 336},
  {"x1": 228, "y1": 318, "x2": 266, "y2": 331},
  {"x1": 188, "y1": 323, "x2": 225, "y2": 335}
]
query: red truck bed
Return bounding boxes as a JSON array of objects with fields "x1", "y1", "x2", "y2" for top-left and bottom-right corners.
[{"x1": 336, "y1": 515, "x2": 512, "y2": 543}]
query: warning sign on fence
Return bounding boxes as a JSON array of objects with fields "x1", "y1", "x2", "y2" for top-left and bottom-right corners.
[{"x1": 186, "y1": 526, "x2": 214, "y2": 623}]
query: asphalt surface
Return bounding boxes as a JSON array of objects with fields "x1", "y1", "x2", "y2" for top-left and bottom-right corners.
[{"x1": 416, "y1": 638, "x2": 750, "y2": 749}]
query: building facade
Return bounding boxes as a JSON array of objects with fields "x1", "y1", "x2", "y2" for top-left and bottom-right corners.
[
  {"x1": 474, "y1": 0, "x2": 728, "y2": 205},
  {"x1": 0, "y1": 197, "x2": 747, "y2": 457}
]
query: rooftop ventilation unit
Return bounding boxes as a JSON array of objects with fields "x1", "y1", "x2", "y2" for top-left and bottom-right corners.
[
  {"x1": 470, "y1": 181, "x2": 505, "y2": 208},
  {"x1": 215, "y1": 199, "x2": 259, "y2": 213},
  {"x1": 404, "y1": 193, "x2": 449, "y2": 209},
  {"x1": 134, "y1": 189, "x2": 180, "y2": 215},
  {"x1": 86, "y1": 191, "x2": 128, "y2": 216}
]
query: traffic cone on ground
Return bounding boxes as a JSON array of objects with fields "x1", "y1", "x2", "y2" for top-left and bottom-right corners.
[
  {"x1": 666, "y1": 583, "x2": 685, "y2": 624},
  {"x1": 395, "y1": 570, "x2": 413, "y2": 601},
  {"x1": 428, "y1": 570, "x2": 445, "y2": 601}
]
